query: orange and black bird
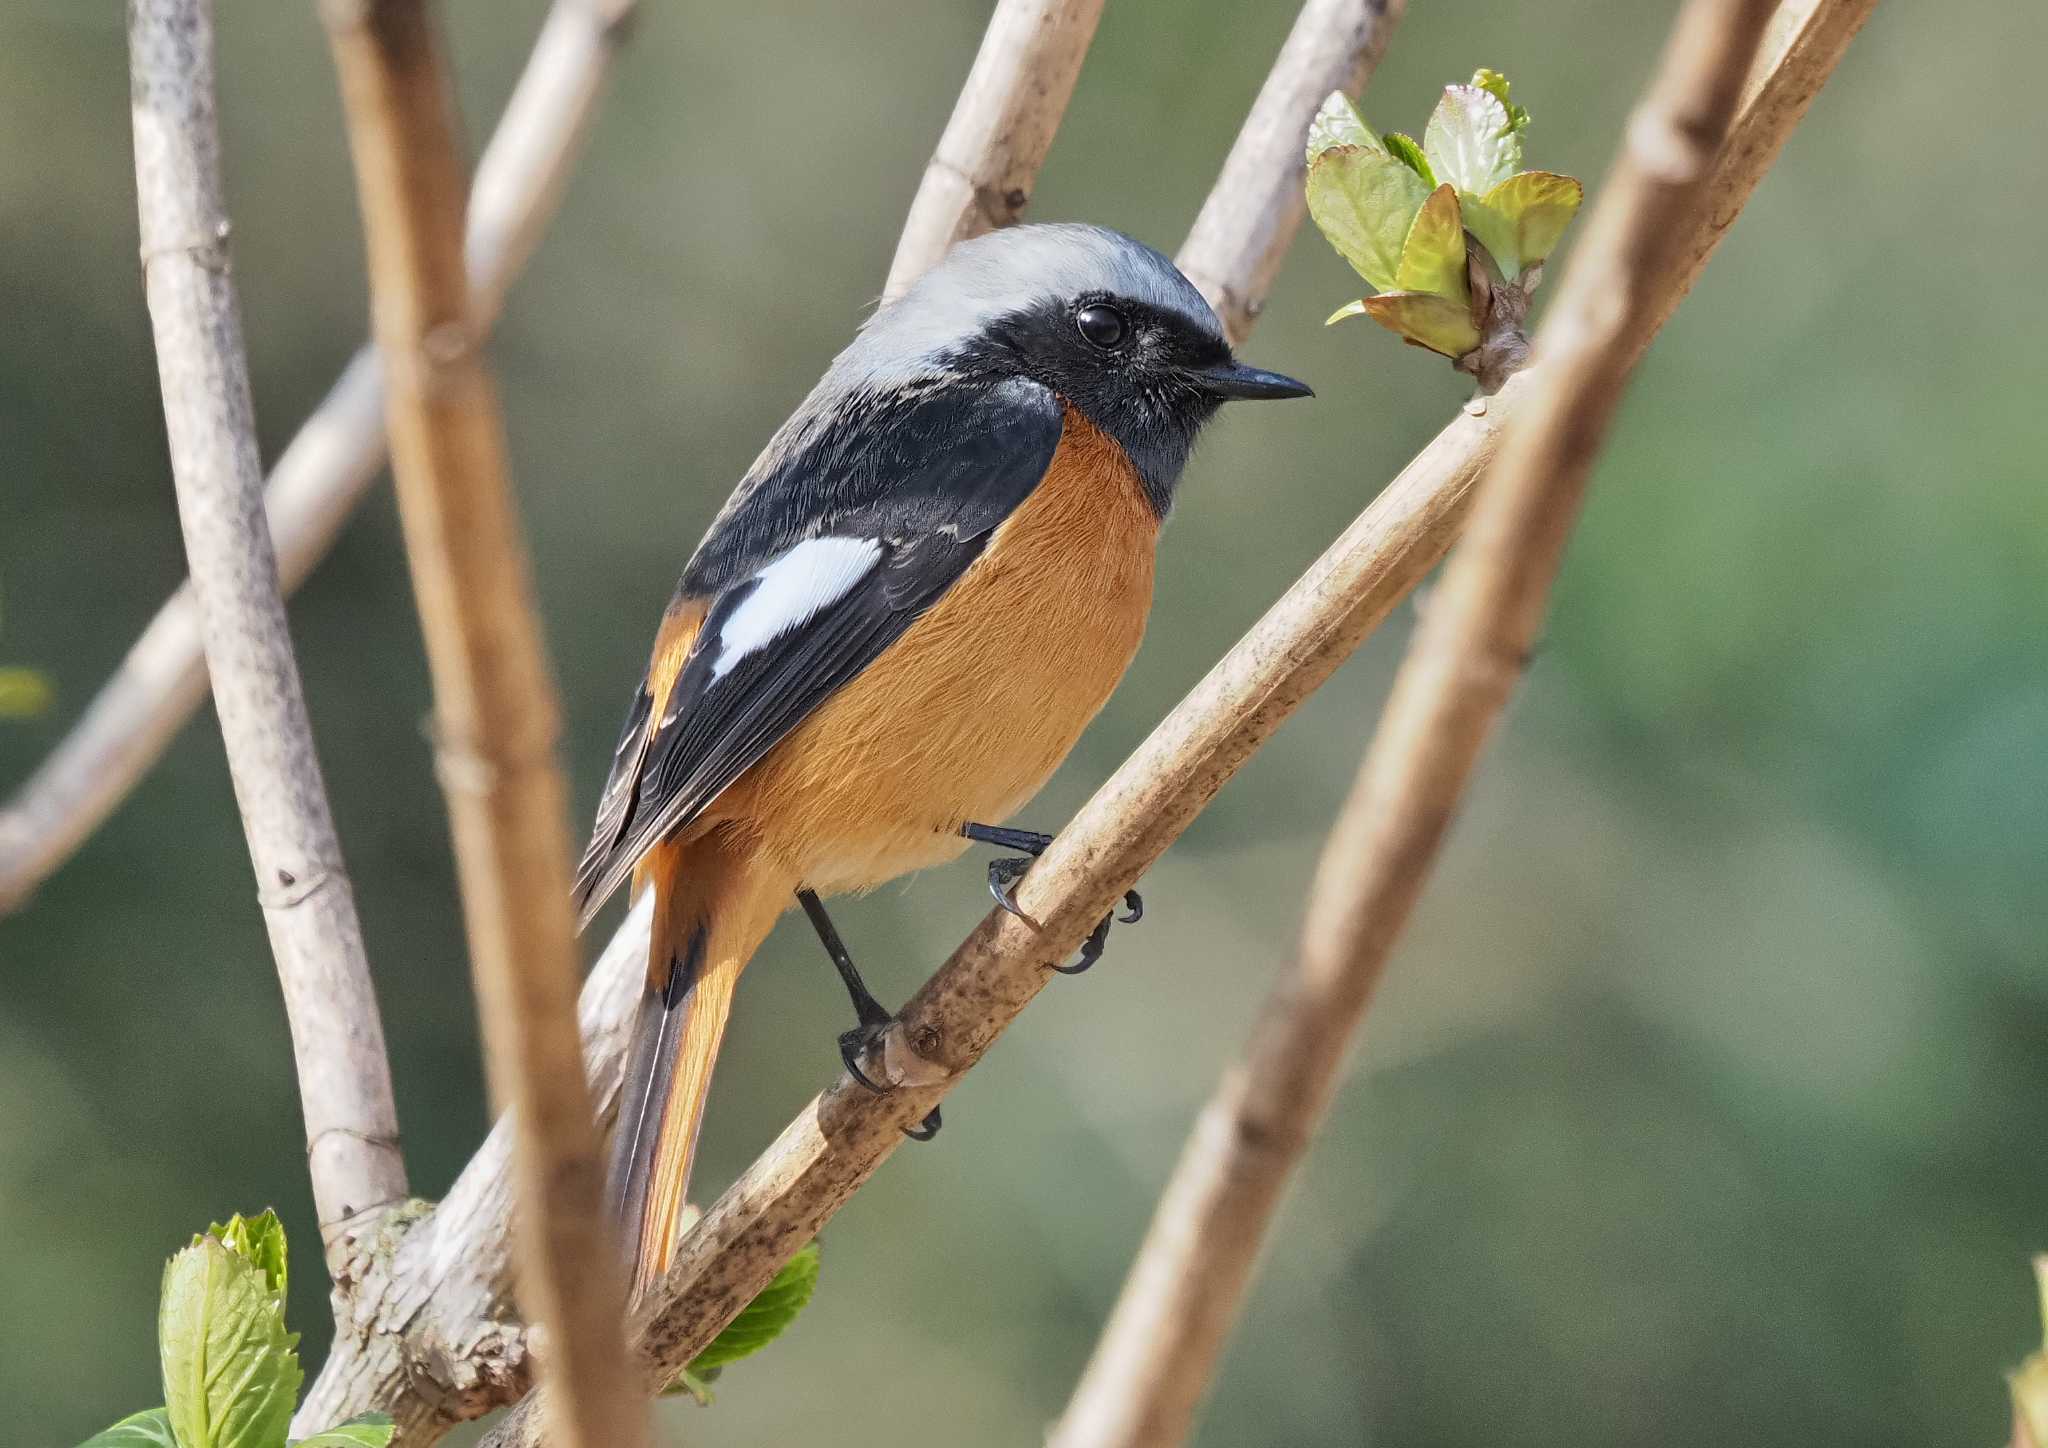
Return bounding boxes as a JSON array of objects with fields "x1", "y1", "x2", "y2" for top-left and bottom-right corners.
[{"x1": 572, "y1": 223, "x2": 1311, "y2": 1294}]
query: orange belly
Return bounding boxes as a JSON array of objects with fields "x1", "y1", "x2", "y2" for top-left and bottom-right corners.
[{"x1": 704, "y1": 405, "x2": 1157, "y2": 895}]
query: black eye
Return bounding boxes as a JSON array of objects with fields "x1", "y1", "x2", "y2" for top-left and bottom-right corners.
[{"x1": 1075, "y1": 303, "x2": 1128, "y2": 349}]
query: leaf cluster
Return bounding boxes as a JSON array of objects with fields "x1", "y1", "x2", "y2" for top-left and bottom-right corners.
[{"x1": 1306, "y1": 70, "x2": 1582, "y2": 363}]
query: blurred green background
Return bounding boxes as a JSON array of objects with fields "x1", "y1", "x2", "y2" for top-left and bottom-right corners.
[{"x1": 4, "y1": 1, "x2": 2043, "y2": 1443}]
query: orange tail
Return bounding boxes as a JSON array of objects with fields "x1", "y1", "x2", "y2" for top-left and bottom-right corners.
[{"x1": 606, "y1": 838, "x2": 779, "y2": 1298}]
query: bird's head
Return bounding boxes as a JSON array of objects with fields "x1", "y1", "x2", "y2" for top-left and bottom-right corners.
[{"x1": 846, "y1": 223, "x2": 1312, "y2": 514}]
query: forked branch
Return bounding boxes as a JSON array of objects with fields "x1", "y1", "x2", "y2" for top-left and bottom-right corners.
[{"x1": 128, "y1": 0, "x2": 407, "y2": 1277}]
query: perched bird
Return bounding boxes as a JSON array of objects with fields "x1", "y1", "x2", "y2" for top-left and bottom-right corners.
[{"x1": 574, "y1": 223, "x2": 1311, "y2": 1295}]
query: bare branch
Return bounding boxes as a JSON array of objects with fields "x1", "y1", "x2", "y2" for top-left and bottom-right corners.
[
  {"x1": 0, "y1": 0, "x2": 634, "y2": 917},
  {"x1": 127, "y1": 0, "x2": 407, "y2": 1274},
  {"x1": 1177, "y1": 0, "x2": 1405, "y2": 345},
  {"x1": 316, "y1": 3, "x2": 640, "y2": 1447},
  {"x1": 882, "y1": 0, "x2": 1106, "y2": 297},
  {"x1": 1049, "y1": 3, "x2": 1872, "y2": 1444}
]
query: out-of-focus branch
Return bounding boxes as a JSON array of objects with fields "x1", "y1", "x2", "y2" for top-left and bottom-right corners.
[
  {"x1": 0, "y1": 0, "x2": 635, "y2": 917},
  {"x1": 1177, "y1": 0, "x2": 1405, "y2": 345},
  {"x1": 1049, "y1": 0, "x2": 1821, "y2": 1441},
  {"x1": 882, "y1": 0, "x2": 1105, "y2": 297},
  {"x1": 128, "y1": 0, "x2": 407, "y2": 1275},
  {"x1": 317, "y1": 4, "x2": 640, "y2": 1448}
]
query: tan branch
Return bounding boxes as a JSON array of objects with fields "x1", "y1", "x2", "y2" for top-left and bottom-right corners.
[
  {"x1": 0, "y1": 0, "x2": 634, "y2": 918},
  {"x1": 1049, "y1": 3, "x2": 1872, "y2": 1445},
  {"x1": 127, "y1": 0, "x2": 408, "y2": 1274},
  {"x1": 882, "y1": 0, "x2": 1106, "y2": 298},
  {"x1": 316, "y1": 4, "x2": 640, "y2": 1448}
]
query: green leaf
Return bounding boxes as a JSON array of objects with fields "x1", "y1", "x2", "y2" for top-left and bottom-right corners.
[
  {"x1": 1396, "y1": 184, "x2": 1469, "y2": 304},
  {"x1": 204, "y1": 1209, "x2": 288, "y2": 1304},
  {"x1": 688, "y1": 1240, "x2": 821, "y2": 1375},
  {"x1": 1304, "y1": 90, "x2": 1378, "y2": 163},
  {"x1": 1423, "y1": 83, "x2": 1520, "y2": 196},
  {"x1": 1472, "y1": 68, "x2": 1532, "y2": 133},
  {"x1": 292, "y1": 1414, "x2": 397, "y2": 1447},
  {"x1": 1306, "y1": 146, "x2": 1432, "y2": 291},
  {"x1": 160, "y1": 1231, "x2": 302, "y2": 1448},
  {"x1": 1358, "y1": 292, "x2": 1483, "y2": 359},
  {"x1": 0, "y1": 667, "x2": 52, "y2": 718},
  {"x1": 1479, "y1": 170, "x2": 1584, "y2": 267},
  {"x1": 1459, "y1": 194, "x2": 1521, "y2": 281},
  {"x1": 1380, "y1": 131, "x2": 1435, "y2": 185},
  {"x1": 77, "y1": 1407, "x2": 179, "y2": 1448},
  {"x1": 1324, "y1": 298, "x2": 1372, "y2": 326}
]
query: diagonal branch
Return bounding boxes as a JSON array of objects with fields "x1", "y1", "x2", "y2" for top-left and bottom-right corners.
[
  {"x1": 316, "y1": 3, "x2": 640, "y2": 1448},
  {"x1": 128, "y1": 0, "x2": 408, "y2": 1275},
  {"x1": 883, "y1": 0, "x2": 1107, "y2": 298},
  {"x1": 1047, "y1": 1, "x2": 1868, "y2": 1443},
  {"x1": 0, "y1": 0, "x2": 636, "y2": 918}
]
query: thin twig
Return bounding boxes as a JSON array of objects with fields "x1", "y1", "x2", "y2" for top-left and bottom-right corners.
[
  {"x1": 128, "y1": 0, "x2": 408, "y2": 1274},
  {"x1": 317, "y1": 4, "x2": 641, "y2": 1448},
  {"x1": 479, "y1": 2, "x2": 1874, "y2": 1440},
  {"x1": 882, "y1": 0, "x2": 1106, "y2": 298},
  {"x1": 1050, "y1": 0, "x2": 1822, "y2": 1441},
  {"x1": 0, "y1": 0, "x2": 634, "y2": 917},
  {"x1": 1177, "y1": 0, "x2": 1406, "y2": 345}
]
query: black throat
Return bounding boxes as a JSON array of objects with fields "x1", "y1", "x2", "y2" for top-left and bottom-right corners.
[{"x1": 944, "y1": 298, "x2": 1228, "y2": 517}]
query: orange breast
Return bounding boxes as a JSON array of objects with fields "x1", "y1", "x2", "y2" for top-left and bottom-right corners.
[{"x1": 714, "y1": 405, "x2": 1158, "y2": 893}]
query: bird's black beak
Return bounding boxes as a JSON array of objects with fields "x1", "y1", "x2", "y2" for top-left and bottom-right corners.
[{"x1": 1195, "y1": 359, "x2": 1315, "y2": 401}]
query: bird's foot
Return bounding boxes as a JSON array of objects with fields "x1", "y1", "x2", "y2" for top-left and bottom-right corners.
[{"x1": 961, "y1": 822, "x2": 1143, "y2": 975}]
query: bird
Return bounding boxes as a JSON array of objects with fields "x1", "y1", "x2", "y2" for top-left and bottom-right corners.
[{"x1": 572, "y1": 222, "x2": 1312, "y2": 1296}]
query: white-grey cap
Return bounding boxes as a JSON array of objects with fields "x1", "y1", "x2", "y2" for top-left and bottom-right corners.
[{"x1": 837, "y1": 223, "x2": 1224, "y2": 388}]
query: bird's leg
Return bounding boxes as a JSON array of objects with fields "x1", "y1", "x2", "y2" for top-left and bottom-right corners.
[
  {"x1": 958, "y1": 822, "x2": 1143, "y2": 975},
  {"x1": 795, "y1": 888, "x2": 940, "y2": 1141}
]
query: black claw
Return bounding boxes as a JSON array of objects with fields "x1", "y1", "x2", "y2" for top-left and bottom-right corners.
[
  {"x1": 903, "y1": 1106, "x2": 943, "y2": 1141},
  {"x1": 1119, "y1": 888, "x2": 1144, "y2": 925},
  {"x1": 1052, "y1": 911, "x2": 1115, "y2": 975},
  {"x1": 838, "y1": 1025, "x2": 890, "y2": 1094},
  {"x1": 986, "y1": 856, "x2": 1033, "y2": 919}
]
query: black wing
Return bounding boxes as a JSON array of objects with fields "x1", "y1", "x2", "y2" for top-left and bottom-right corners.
[{"x1": 573, "y1": 376, "x2": 1063, "y2": 927}]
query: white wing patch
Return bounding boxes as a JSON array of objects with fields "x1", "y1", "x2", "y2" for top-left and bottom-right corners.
[{"x1": 712, "y1": 536, "x2": 884, "y2": 680}]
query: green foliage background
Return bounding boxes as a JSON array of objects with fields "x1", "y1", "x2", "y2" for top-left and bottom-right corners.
[{"x1": 3, "y1": 1, "x2": 2042, "y2": 1444}]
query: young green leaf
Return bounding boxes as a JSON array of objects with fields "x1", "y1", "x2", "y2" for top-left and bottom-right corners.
[
  {"x1": 1325, "y1": 298, "x2": 1372, "y2": 326},
  {"x1": 204, "y1": 1209, "x2": 288, "y2": 1304},
  {"x1": 76, "y1": 1408, "x2": 179, "y2": 1448},
  {"x1": 1422, "y1": 84, "x2": 1520, "y2": 197},
  {"x1": 1471, "y1": 68, "x2": 1532, "y2": 133},
  {"x1": 1395, "y1": 184, "x2": 1469, "y2": 305},
  {"x1": 1458, "y1": 195, "x2": 1521, "y2": 282},
  {"x1": 1304, "y1": 90, "x2": 1379, "y2": 163},
  {"x1": 1358, "y1": 292, "x2": 1483, "y2": 359},
  {"x1": 160, "y1": 1235, "x2": 302, "y2": 1448},
  {"x1": 291, "y1": 1414, "x2": 397, "y2": 1447},
  {"x1": 1306, "y1": 146, "x2": 1432, "y2": 291},
  {"x1": 1479, "y1": 170, "x2": 1584, "y2": 268},
  {"x1": 1380, "y1": 132, "x2": 1435, "y2": 186},
  {"x1": 688, "y1": 1239, "x2": 821, "y2": 1375}
]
